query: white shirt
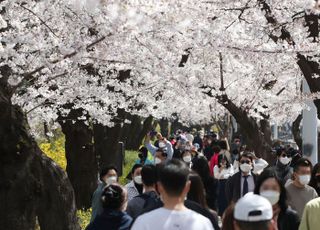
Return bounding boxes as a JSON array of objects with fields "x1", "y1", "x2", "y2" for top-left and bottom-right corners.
[
  {"x1": 240, "y1": 172, "x2": 255, "y2": 196},
  {"x1": 131, "y1": 207, "x2": 214, "y2": 230},
  {"x1": 213, "y1": 165, "x2": 234, "y2": 179}
]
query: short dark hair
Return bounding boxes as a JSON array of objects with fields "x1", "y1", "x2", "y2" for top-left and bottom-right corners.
[
  {"x1": 236, "y1": 220, "x2": 270, "y2": 230},
  {"x1": 212, "y1": 145, "x2": 221, "y2": 153},
  {"x1": 156, "y1": 148, "x2": 168, "y2": 157},
  {"x1": 131, "y1": 164, "x2": 143, "y2": 175},
  {"x1": 158, "y1": 159, "x2": 190, "y2": 197},
  {"x1": 294, "y1": 158, "x2": 312, "y2": 172},
  {"x1": 99, "y1": 165, "x2": 118, "y2": 181},
  {"x1": 219, "y1": 140, "x2": 228, "y2": 150},
  {"x1": 239, "y1": 152, "x2": 254, "y2": 162},
  {"x1": 309, "y1": 163, "x2": 320, "y2": 189},
  {"x1": 101, "y1": 184, "x2": 126, "y2": 210},
  {"x1": 254, "y1": 168, "x2": 288, "y2": 211},
  {"x1": 141, "y1": 164, "x2": 157, "y2": 186}
]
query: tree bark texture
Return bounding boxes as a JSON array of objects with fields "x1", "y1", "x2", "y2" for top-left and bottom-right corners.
[{"x1": 0, "y1": 70, "x2": 80, "y2": 230}]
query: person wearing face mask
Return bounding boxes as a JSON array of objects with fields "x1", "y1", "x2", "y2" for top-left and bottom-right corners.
[
  {"x1": 272, "y1": 147, "x2": 293, "y2": 185},
  {"x1": 230, "y1": 137, "x2": 241, "y2": 164},
  {"x1": 214, "y1": 154, "x2": 234, "y2": 216},
  {"x1": 154, "y1": 148, "x2": 168, "y2": 165},
  {"x1": 254, "y1": 168, "x2": 300, "y2": 230},
  {"x1": 225, "y1": 152, "x2": 257, "y2": 204},
  {"x1": 126, "y1": 165, "x2": 161, "y2": 219},
  {"x1": 285, "y1": 158, "x2": 318, "y2": 218},
  {"x1": 91, "y1": 165, "x2": 118, "y2": 222},
  {"x1": 308, "y1": 163, "x2": 320, "y2": 196},
  {"x1": 125, "y1": 164, "x2": 143, "y2": 201},
  {"x1": 181, "y1": 150, "x2": 193, "y2": 168},
  {"x1": 144, "y1": 132, "x2": 173, "y2": 161}
]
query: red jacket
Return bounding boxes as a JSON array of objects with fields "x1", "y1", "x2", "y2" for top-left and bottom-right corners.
[{"x1": 209, "y1": 152, "x2": 220, "y2": 176}]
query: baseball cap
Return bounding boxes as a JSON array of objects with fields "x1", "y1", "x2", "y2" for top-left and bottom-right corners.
[{"x1": 234, "y1": 193, "x2": 272, "y2": 222}]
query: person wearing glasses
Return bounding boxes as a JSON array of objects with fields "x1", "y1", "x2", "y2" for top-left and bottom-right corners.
[
  {"x1": 272, "y1": 147, "x2": 293, "y2": 185},
  {"x1": 225, "y1": 152, "x2": 257, "y2": 204}
]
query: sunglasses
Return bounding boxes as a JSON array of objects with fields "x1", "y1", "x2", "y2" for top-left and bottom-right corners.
[{"x1": 240, "y1": 160, "x2": 251, "y2": 164}]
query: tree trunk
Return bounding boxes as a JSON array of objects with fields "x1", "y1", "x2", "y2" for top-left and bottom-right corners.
[
  {"x1": 59, "y1": 109, "x2": 98, "y2": 210},
  {"x1": 94, "y1": 109, "x2": 126, "y2": 168},
  {"x1": 292, "y1": 114, "x2": 303, "y2": 150},
  {"x1": 0, "y1": 73, "x2": 80, "y2": 230},
  {"x1": 122, "y1": 114, "x2": 142, "y2": 150},
  {"x1": 159, "y1": 118, "x2": 170, "y2": 138},
  {"x1": 217, "y1": 95, "x2": 274, "y2": 163},
  {"x1": 297, "y1": 54, "x2": 320, "y2": 119}
]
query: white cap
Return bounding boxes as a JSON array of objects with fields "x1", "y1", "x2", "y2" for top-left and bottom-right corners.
[{"x1": 234, "y1": 193, "x2": 273, "y2": 222}]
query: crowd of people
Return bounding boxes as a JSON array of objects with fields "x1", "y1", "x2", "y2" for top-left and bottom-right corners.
[{"x1": 86, "y1": 130, "x2": 320, "y2": 230}]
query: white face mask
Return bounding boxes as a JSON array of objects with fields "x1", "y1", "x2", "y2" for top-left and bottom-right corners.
[
  {"x1": 158, "y1": 142, "x2": 166, "y2": 148},
  {"x1": 240, "y1": 163, "x2": 252, "y2": 173},
  {"x1": 155, "y1": 157, "x2": 162, "y2": 165},
  {"x1": 260, "y1": 190, "x2": 280, "y2": 205},
  {"x1": 279, "y1": 157, "x2": 291, "y2": 165},
  {"x1": 105, "y1": 176, "x2": 117, "y2": 185},
  {"x1": 183, "y1": 155, "x2": 192, "y2": 163},
  {"x1": 134, "y1": 175, "x2": 142, "y2": 185},
  {"x1": 299, "y1": 175, "x2": 311, "y2": 186}
]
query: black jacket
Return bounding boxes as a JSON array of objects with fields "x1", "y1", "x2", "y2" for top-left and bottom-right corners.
[
  {"x1": 86, "y1": 209, "x2": 132, "y2": 230},
  {"x1": 225, "y1": 171, "x2": 257, "y2": 204},
  {"x1": 277, "y1": 208, "x2": 300, "y2": 230}
]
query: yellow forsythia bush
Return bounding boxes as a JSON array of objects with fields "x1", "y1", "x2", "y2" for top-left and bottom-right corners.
[
  {"x1": 77, "y1": 209, "x2": 92, "y2": 229},
  {"x1": 39, "y1": 135, "x2": 67, "y2": 171}
]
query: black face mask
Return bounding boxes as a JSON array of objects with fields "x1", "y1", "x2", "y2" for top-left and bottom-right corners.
[{"x1": 316, "y1": 175, "x2": 320, "y2": 183}]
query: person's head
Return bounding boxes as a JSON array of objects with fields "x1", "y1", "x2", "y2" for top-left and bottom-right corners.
[
  {"x1": 185, "y1": 141, "x2": 193, "y2": 151},
  {"x1": 234, "y1": 137, "x2": 241, "y2": 144},
  {"x1": 254, "y1": 168, "x2": 287, "y2": 210},
  {"x1": 191, "y1": 156, "x2": 211, "y2": 181},
  {"x1": 276, "y1": 146, "x2": 292, "y2": 166},
  {"x1": 212, "y1": 145, "x2": 221, "y2": 154},
  {"x1": 177, "y1": 137, "x2": 187, "y2": 151},
  {"x1": 157, "y1": 159, "x2": 190, "y2": 200},
  {"x1": 309, "y1": 163, "x2": 320, "y2": 188},
  {"x1": 99, "y1": 165, "x2": 118, "y2": 184},
  {"x1": 219, "y1": 140, "x2": 228, "y2": 150},
  {"x1": 222, "y1": 203, "x2": 236, "y2": 230},
  {"x1": 233, "y1": 193, "x2": 274, "y2": 230},
  {"x1": 154, "y1": 148, "x2": 168, "y2": 164},
  {"x1": 218, "y1": 154, "x2": 230, "y2": 168},
  {"x1": 101, "y1": 184, "x2": 127, "y2": 211},
  {"x1": 181, "y1": 150, "x2": 192, "y2": 163},
  {"x1": 187, "y1": 171, "x2": 208, "y2": 208},
  {"x1": 138, "y1": 146, "x2": 148, "y2": 160},
  {"x1": 131, "y1": 164, "x2": 143, "y2": 185},
  {"x1": 293, "y1": 158, "x2": 313, "y2": 187},
  {"x1": 141, "y1": 164, "x2": 157, "y2": 187},
  {"x1": 239, "y1": 152, "x2": 254, "y2": 174}
]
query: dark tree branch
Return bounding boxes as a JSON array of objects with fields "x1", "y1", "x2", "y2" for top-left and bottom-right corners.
[
  {"x1": 20, "y1": 4, "x2": 58, "y2": 38},
  {"x1": 219, "y1": 52, "x2": 225, "y2": 91}
]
